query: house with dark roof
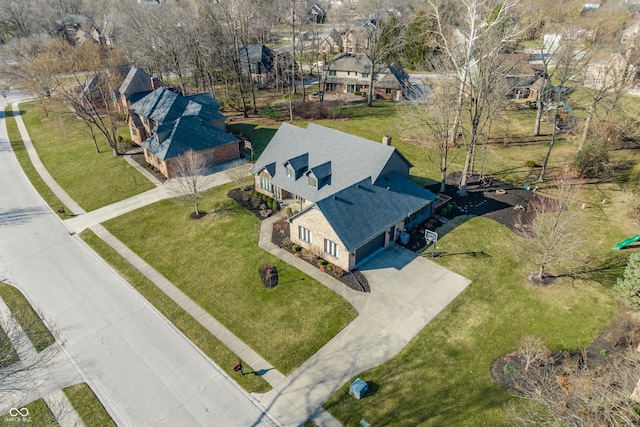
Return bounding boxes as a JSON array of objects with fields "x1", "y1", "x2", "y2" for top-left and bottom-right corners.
[
  {"x1": 118, "y1": 67, "x2": 162, "y2": 111},
  {"x1": 323, "y1": 53, "x2": 411, "y2": 101},
  {"x1": 238, "y1": 44, "x2": 297, "y2": 88},
  {"x1": 128, "y1": 87, "x2": 239, "y2": 178},
  {"x1": 250, "y1": 123, "x2": 437, "y2": 270}
]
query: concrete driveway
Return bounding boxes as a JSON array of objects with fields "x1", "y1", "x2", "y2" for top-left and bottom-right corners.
[{"x1": 257, "y1": 241, "x2": 471, "y2": 426}]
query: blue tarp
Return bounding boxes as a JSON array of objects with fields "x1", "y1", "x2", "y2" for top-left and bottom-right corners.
[{"x1": 350, "y1": 378, "x2": 368, "y2": 399}]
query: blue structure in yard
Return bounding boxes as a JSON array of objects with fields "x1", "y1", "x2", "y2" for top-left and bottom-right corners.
[{"x1": 349, "y1": 378, "x2": 368, "y2": 399}]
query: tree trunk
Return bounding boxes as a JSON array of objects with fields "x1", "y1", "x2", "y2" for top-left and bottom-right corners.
[
  {"x1": 457, "y1": 143, "x2": 474, "y2": 196},
  {"x1": 580, "y1": 100, "x2": 597, "y2": 150},
  {"x1": 194, "y1": 200, "x2": 200, "y2": 216},
  {"x1": 539, "y1": 112, "x2": 559, "y2": 182},
  {"x1": 448, "y1": 78, "x2": 466, "y2": 147},
  {"x1": 367, "y1": 66, "x2": 375, "y2": 107},
  {"x1": 533, "y1": 77, "x2": 547, "y2": 136}
]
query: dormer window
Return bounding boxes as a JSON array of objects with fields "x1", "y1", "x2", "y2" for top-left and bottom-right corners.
[
  {"x1": 286, "y1": 164, "x2": 294, "y2": 178},
  {"x1": 308, "y1": 176, "x2": 317, "y2": 188}
]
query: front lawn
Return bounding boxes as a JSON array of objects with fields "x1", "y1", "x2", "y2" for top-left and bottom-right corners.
[
  {"x1": 102, "y1": 183, "x2": 357, "y2": 374},
  {"x1": 16, "y1": 101, "x2": 154, "y2": 211},
  {"x1": 63, "y1": 383, "x2": 116, "y2": 426},
  {"x1": 324, "y1": 217, "x2": 616, "y2": 426}
]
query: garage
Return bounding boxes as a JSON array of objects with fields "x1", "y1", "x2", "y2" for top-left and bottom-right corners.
[{"x1": 355, "y1": 232, "x2": 386, "y2": 266}]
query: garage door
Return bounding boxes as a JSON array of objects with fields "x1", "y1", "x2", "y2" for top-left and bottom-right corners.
[{"x1": 355, "y1": 232, "x2": 385, "y2": 266}]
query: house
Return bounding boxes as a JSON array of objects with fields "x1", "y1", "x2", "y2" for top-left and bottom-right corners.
[
  {"x1": 323, "y1": 53, "x2": 411, "y2": 101},
  {"x1": 250, "y1": 123, "x2": 437, "y2": 271},
  {"x1": 622, "y1": 21, "x2": 640, "y2": 49},
  {"x1": 318, "y1": 30, "x2": 343, "y2": 55},
  {"x1": 527, "y1": 77, "x2": 556, "y2": 103},
  {"x1": 238, "y1": 44, "x2": 297, "y2": 88},
  {"x1": 128, "y1": 87, "x2": 239, "y2": 178},
  {"x1": 118, "y1": 67, "x2": 162, "y2": 112},
  {"x1": 584, "y1": 52, "x2": 636, "y2": 92},
  {"x1": 503, "y1": 53, "x2": 537, "y2": 99}
]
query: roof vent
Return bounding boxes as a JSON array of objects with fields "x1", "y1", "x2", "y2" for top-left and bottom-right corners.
[{"x1": 387, "y1": 187, "x2": 390, "y2": 190}]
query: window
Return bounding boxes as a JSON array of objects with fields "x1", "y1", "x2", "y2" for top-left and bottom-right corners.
[
  {"x1": 260, "y1": 176, "x2": 272, "y2": 192},
  {"x1": 347, "y1": 71, "x2": 351, "y2": 76},
  {"x1": 299, "y1": 226, "x2": 312, "y2": 243},
  {"x1": 286, "y1": 164, "x2": 294, "y2": 179},
  {"x1": 325, "y1": 239, "x2": 339, "y2": 257},
  {"x1": 325, "y1": 83, "x2": 337, "y2": 92},
  {"x1": 329, "y1": 70, "x2": 336, "y2": 76},
  {"x1": 386, "y1": 88, "x2": 392, "y2": 94},
  {"x1": 308, "y1": 175, "x2": 317, "y2": 188},
  {"x1": 362, "y1": 73, "x2": 369, "y2": 78}
]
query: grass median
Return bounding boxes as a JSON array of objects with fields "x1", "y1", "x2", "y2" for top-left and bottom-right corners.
[{"x1": 100, "y1": 182, "x2": 357, "y2": 375}]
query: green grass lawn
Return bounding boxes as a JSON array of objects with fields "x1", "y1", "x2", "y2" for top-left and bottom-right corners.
[
  {"x1": 1, "y1": 398, "x2": 58, "y2": 426},
  {"x1": 4, "y1": 109, "x2": 69, "y2": 216},
  {"x1": 15, "y1": 101, "x2": 154, "y2": 212},
  {"x1": 0, "y1": 283, "x2": 55, "y2": 352},
  {"x1": 63, "y1": 383, "x2": 116, "y2": 427},
  {"x1": 101, "y1": 183, "x2": 357, "y2": 374},
  {"x1": 324, "y1": 217, "x2": 617, "y2": 426},
  {"x1": 81, "y1": 229, "x2": 271, "y2": 392}
]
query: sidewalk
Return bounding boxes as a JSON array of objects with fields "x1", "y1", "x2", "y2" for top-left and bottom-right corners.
[{"x1": 0, "y1": 295, "x2": 84, "y2": 427}]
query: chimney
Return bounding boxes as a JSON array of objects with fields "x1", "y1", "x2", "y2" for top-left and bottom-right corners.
[
  {"x1": 382, "y1": 135, "x2": 392, "y2": 146},
  {"x1": 151, "y1": 76, "x2": 161, "y2": 90}
]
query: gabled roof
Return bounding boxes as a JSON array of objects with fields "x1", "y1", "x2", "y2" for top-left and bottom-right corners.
[
  {"x1": 250, "y1": 123, "x2": 411, "y2": 202},
  {"x1": 239, "y1": 44, "x2": 275, "y2": 74},
  {"x1": 140, "y1": 115, "x2": 238, "y2": 161},
  {"x1": 328, "y1": 53, "x2": 373, "y2": 73},
  {"x1": 119, "y1": 67, "x2": 155, "y2": 96},
  {"x1": 130, "y1": 87, "x2": 225, "y2": 124},
  {"x1": 315, "y1": 172, "x2": 436, "y2": 251}
]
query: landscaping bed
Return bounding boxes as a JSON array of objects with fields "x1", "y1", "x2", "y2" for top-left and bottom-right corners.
[
  {"x1": 227, "y1": 187, "x2": 280, "y2": 219},
  {"x1": 271, "y1": 218, "x2": 370, "y2": 292}
]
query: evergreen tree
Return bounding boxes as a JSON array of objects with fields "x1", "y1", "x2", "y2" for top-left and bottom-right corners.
[{"x1": 614, "y1": 253, "x2": 640, "y2": 309}]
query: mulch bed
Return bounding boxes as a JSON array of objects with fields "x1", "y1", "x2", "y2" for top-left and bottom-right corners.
[
  {"x1": 126, "y1": 150, "x2": 167, "y2": 183},
  {"x1": 271, "y1": 218, "x2": 370, "y2": 292},
  {"x1": 491, "y1": 310, "x2": 640, "y2": 395},
  {"x1": 401, "y1": 173, "x2": 538, "y2": 252},
  {"x1": 227, "y1": 187, "x2": 280, "y2": 219}
]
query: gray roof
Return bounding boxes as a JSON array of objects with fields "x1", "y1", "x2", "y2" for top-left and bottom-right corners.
[
  {"x1": 119, "y1": 67, "x2": 155, "y2": 96},
  {"x1": 250, "y1": 123, "x2": 412, "y2": 202},
  {"x1": 315, "y1": 172, "x2": 437, "y2": 251},
  {"x1": 328, "y1": 53, "x2": 373, "y2": 73},
  {"x1": 140, "y1": 115, "x2": 238, "y2": 161},
  {"x1": 239, "y1": 44, "x2": 275, "y2": 74},
  {"x1": 130, "y1": 88, "x2": 225, "y2": 124}
]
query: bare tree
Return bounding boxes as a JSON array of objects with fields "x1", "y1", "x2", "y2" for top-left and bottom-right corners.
[
  {"x1": 399, "y1": 79, "x2": 459, "y2": 192},
  {"x1": 522, "y1": 168, "x2": 585, "y2": 281},
  {"x1": 506, "y1": 345, "x2": 640, "y2": 426},
  {"x1": 429, "y1": 0, "x2": 531, "y2": 195},
  {"x1": 0, "y1": 299, "x2": 59, "y2": 400},
  {"x1": 170, "y1": 150, "x2": 209, "y2": 217}
]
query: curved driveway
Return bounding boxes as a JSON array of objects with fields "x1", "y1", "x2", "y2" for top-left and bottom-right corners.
[{"x1": 0, "y1": 104, "x2": 275, "y2": 425}]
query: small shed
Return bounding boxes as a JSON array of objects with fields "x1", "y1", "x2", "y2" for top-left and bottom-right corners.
[{"x1": 349, "y1": 378, "x2": 368, "y2": 399}]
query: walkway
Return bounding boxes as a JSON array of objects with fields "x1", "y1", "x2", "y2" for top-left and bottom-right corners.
[
  {"x1": 257, "y1": 217, "x2": 471, "y2": 426},
  {"x1": 0, "y1": 293, "x2": 84, "y2": 427},
  {"x1": 8, "y1": 101, "x2": 472, "y2": 426}
]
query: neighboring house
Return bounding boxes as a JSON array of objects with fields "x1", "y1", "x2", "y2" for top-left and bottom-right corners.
[
  {"x1": 527, "y1": 77, "x2": 556, "y2": 103},
  {"x1": 503, "y1": 53, "x2": 537, "y2": 99},
  {"x1": 128, "y1": 87, "x2": 239, "y2": 178},
  {"x1": 239, "y1": 44, "x2": 297, "y2": 88},
  {"x1": 319, "y1": 30, "x2": 343, "y2": 55},
  {"x1": 323, "y1": 53, "x2": 411, "y2": 101},
  {"x1": 250, "y1": 123, "x2": 437, "y2": 271},
  {"x1": 622, "y1": 21, "x2": 640, "y2": 49},
  {"x1": 584, "y1": 52, "x2": 637, "y2": 92},
  {"x1": 118, "y1": 67, "x2": 162, "y2": 112}
]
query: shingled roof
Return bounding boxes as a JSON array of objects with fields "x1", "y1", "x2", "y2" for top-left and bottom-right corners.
[
  {"x1": 314, "y1": 172, "x2": 437, "y2": 251},
  {"x1": 130, "y1": 87, "x2": 225, "y2": 124},
  {"x1": 140, "y1": 115, "x2": 238, "y2": 161},
  {"x1": 250, "y1": 123, "x2": 413, "y2": 202},
  {"x1": 119, "y1": 67, "x2": 155, "y2": 97}
]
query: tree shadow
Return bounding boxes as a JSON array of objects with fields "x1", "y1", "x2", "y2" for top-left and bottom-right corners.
[
  {"x1": 0, "y1": 207, "x2": 49, "y2": 227},
  {"x1": 561, "y1": 252, "x2": 629, "y2": 288},
  {"x1": 227, "y1": 123, "x2": 277, "y2": 158}
]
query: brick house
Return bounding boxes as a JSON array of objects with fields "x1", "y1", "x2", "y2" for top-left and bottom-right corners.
[
  {"x1": 118, "y1": 66, "x2": 162, "y2": 112},
  {"x1": 250, "y1": 123, "x2": 437, "y2": 271},
  {"x1": 323, "y1": 53, "x2": 411, "y2": 101},
  {"x1": 128, "y1": 87, "x2": 239, "y2": 178}
]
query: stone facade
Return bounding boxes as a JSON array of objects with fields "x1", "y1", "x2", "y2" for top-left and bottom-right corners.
[{"x1": 289, "y1": 208, "x2": 352, "y2": 271}]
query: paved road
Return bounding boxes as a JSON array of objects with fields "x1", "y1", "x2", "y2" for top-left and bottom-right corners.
[{"x1": 0, "y1": 110, "x2": 276, "y2": 425}]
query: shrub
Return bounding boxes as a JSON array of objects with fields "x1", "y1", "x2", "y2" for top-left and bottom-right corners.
[
  {"x1": 572, "y1": 140, "x2": 611, "y2": 178},
  {"x1": 259, "y1": 264, "x2": 278, "y2": 289},
  {"x1": 327, "y1": 263, "x2": 334, "y2": 270},
  {"x1": 332, "y1": 266, "x2": 344, "y2": 277},
  {"x1": 286, "y1": 207, "x2": 293, "y2": 218},
  {"x1": 282, "y1": 237, "x2": 291, "y2": 248},
  {"x1": 503, "y1": 364, "x2": 516, "y2": 373},
  {"x1": 614, "y1": 253, "x2": 640, "y2": 309},
  {"x1": 317, "y1": 258, "x2": 327, "y2": 266},
  {"x1": 292, "y1": 244, "x2": 300, "y2": 252},
  {"x1": 260, "y1": 104, "x2": 281, "y2": 120},
  {"x1": 271, "y1": 198, "x2": 279, "y2": 211},
  {"x1": 525, "y1": 160, "x2": 536, "y2": 168}
]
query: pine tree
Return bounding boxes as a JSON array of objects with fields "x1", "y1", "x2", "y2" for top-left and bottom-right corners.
[{"x1": 614, "y1": 253, "x2": 640, "y2": 309}]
